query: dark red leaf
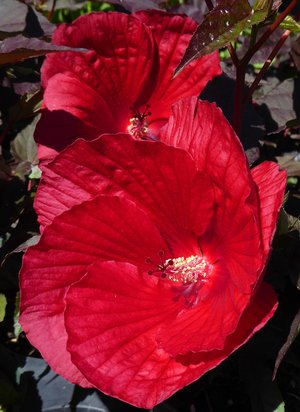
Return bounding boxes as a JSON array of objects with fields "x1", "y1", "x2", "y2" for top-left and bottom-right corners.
[
  {"x1": 174, "y1": 0, "x2": 267, "y2": 77},
  {"x1": 0, "y1": 35, "x2": 89, "y2": 65},
  {"x1": 0, "y1": 0, "x2": 55, "y2": 36}
]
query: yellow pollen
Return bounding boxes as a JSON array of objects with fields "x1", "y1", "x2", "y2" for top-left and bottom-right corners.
[
  {"x1": 164, "y1": 255, "x2": 211, "y2": 284},
  {"x1": 128, "y1": 116, "x2": 149, "y2": 139}
]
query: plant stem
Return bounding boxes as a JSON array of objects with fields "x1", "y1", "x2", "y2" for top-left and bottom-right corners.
[
  {"x1": 232, "y1": 64, "x2": 246, "y2": 137},
  {"x1": 227, "y1": 42, "x2": 239, "y2": 67},
  {"x1": 204, "y1": 0, "x2": 214, "y2": 12},
  {"x1": 232, "y1": 0, "x2": 300, "y2": 136},
  {"x1": 244, "y1": 8, "x2": 300, "y2": 107},
  {"x1": 242, "y1": 0, "x2": 300, "y2": 65},
  {"x1": 48, "y1": 0, "x2": 57, "y2": 21}
]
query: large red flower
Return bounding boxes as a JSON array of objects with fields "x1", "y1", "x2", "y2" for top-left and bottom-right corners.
[
  {"x1": 35, "y1": 10, "x2": 221, "y2": 161},
  {"x1": 20, "y1": 97, "x2": 286, "y2": 408}
]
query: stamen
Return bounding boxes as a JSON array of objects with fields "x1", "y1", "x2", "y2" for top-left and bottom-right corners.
[
  {"x1": 128, "y1": 103, "x2": 151, "y2": 139},
  {"x1": 145, "y1": 252, "x2": 212, "y2": 284}
]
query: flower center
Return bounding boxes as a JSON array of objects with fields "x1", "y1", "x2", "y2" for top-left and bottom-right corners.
[
  {"x1": 146, "y1": 252, "x2": 212, "y2": 285},
  {"x1": 128, "y1": 104, "x2": 151, "y2": 139}
]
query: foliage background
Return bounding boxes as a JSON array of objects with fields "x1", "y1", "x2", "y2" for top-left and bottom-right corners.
[{"x1": 0, "y1": 0, "x2": 300, "y2": 411}]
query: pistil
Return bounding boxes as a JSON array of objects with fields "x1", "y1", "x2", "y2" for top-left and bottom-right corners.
[
  {"x1": 146, "y1": 252, "x2": 212, "y2": 285},
  {"x1": 128, "y1": 104, "x2": 151, "y2": 139}
]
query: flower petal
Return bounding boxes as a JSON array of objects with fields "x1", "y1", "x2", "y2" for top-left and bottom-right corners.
[
  {"x1": 35, "y1": 109, "x2": 99, "y2": 162},
  {"x1": 20, "y1": 195, "x2": 170, "y2": 385},
  {"x1": 134, "y1": 10, "x2": 221, "y2": 134},
  {"x1": 251, "y1": 162, "x2": 287, "y2": 260},
  {"x1": 155, "y1": 260, "x2": 249, "y2": 355},
  {"x1": 160, "y1": 97, "x2": 263, "y2": 293},
  {"x1": 64, "y1": 261, "x2": 182, "y2": 408},
  {"x1": 35, "y1": 134, "x2": 214, "y2": 256},
  {"x1": 36, "y1": 11, "x2": 154, "y2": 156},
  {"x1": 64, "y1": 259, "x2": 277, "y2": 409}
]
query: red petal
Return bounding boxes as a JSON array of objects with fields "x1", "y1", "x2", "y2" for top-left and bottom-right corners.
[
  {"x1": 160, "y1": 97, "x2": 263, "y2": 292},
  {"x1": 36, "y1": 12, "x2": 154, "y2": 155},
  {"x1": 35, "y1": 135, "x2": 214, "y2": 257},
  {"x1": 133, "y1": 10, "x2": 221, "y2": 134},
  {"x1": 35, "y1": 108, "x2": 99, "y2": 162},
  {"x1": 64, "y1": 259, "x2": 277, "y2": 409},
  {"x1": 155, "y1": 260, "x2": 249, "y2": 355},
  {"x1": 64, "y1": 261, "x2": 182, "y2": 408},
  {"x1": 20, "y1": 195, "x2": 170, "y2": 385},
  {"x1": 251, "y1": 162, "x2": 287, "y2": 260}
]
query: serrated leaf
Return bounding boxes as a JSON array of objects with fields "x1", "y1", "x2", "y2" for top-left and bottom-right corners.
[
  {"x1": 174, "y1": 0, "x2": 268, "y2": 77},
  {"x1": 13, "y1": 291, "x2": 22, "y2": 340},
  {"x1": 0, "y1": 293, "x2": 7, "y2": 322},
  {"x1": 239, "y1": 354, "x2": 285, "y2": 412},
  {"x1": 9, "y1": 88, "x2": 43, "y2": 122},
  {"x1": 253, "y1": 0, "x2": 271, "y2": 12},
  {"x1": 0, "y1": 34, "x2": 89, "y2": 66},
  {"x1": 273, "y1": 309, "x2": 300, "y2": 379},
  {"x1": 279, "y1": 15, "x2": 300, "y2": 34}
]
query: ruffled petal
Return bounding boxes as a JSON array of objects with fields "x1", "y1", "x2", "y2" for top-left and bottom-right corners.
[
  {"x1": 64, "y1": 258, "x2": 277, "y2": 409},
  {"x1": 155, "y1": 260, "x2": 249, "y2": 355},
  {"x1": 65, "y1": 261, "x2": 182, "y2": 408},
  {"x1": 35, "y1": 134, "x2": 214, "y2": 256},
  {"x1": 134, "y1": 10, "x2": 221, "y2": 132},
  {"x1": 36, "y1": 11, "x2": 154, "y2": 155},
  {"x1": 35, "y1": 109, "x2": 99, "y2": 162},
  {"x1": 20, "y1": 195, "x2": 170, "y2": 385},
  {"x1": 160, "y1": 97, "x2": 263, "y2": 293},
  {"x1": 251, "y1": 162, "x2": 287, "y2": 260}
]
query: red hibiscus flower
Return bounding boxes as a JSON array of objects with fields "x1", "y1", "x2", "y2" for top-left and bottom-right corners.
[
  {"x1": 20, "y1": 97, "x2": 286, "y2": 408},
  {"x1": 35, "y1": 10, "x2": 221, "y2": 161}
]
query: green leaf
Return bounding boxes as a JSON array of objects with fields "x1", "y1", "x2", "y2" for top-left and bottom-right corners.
[
  {"x1": 253, "y1": 0, "x2": 271, "y2": 12},
  {"x1": 279, "y1": 15, "x2": 300, "y2": 34},
  {"x1": 0, "y1": 293, "x2": 7, "y2": 322},
  {"x1": 9, "y1": 89, "x2": 43, "y2": 122},
  {"x1": 286, "y1": 118, "x2": 300, "y2": 129},
  {"x1": 239, "y1": 354, "x2": 285, "y2": 412},
  {"x1": 11, "y1": 115, "x2": 40, "y2": 164},
  {"x1": 276, "y1": 208, "x2": 289, "y2": 234},
  {"x1": 13, "y1": 292, "x2": 22, "y2": 340},
  {"x1": 174, "y1": 0, "x2": 268, "y2": 77}
]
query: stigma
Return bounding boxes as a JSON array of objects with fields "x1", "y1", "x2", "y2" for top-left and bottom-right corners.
[
  {"x1": 146, "y1": 252, "x2": 212, "y2": 285},
  {"x1": 128, "y1": 104, "x2": 151, "y2": 139}
]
